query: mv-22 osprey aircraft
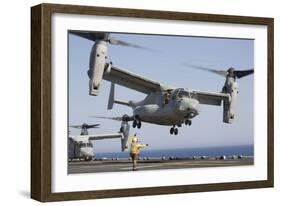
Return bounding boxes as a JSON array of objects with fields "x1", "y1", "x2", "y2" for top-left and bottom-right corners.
[
  {"x1": 68, "y1": 122, "x2": 130, "y2": 161},
  {"x1": 71, "y1": 31, "x2": 254, "y2": 135}
]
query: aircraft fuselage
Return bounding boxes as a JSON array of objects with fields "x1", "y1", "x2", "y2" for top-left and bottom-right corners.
[{"x1": 132, "y1": 89, "x2": 199, "y2": 126}]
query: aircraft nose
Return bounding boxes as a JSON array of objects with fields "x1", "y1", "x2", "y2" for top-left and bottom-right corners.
[
  {"x1": 188, "y1": 99, "x2": 199, "y2": 112},
  {"x1": 80, "y1": 147, "x2": 93, "y2": 158},
  {"x1": 179, "y1": 98, "x2": 199, "y2": 114}
]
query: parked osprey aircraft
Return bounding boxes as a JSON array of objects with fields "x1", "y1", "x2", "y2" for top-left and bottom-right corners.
[
  {"x1": 70, "y1": 31, "x2": 254, "y2": 135},
  {"x1": 68, "y1": 122, "x2": 130, "y2": 161}
]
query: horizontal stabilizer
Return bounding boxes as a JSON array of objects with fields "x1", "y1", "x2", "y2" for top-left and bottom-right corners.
[{"x1": 87, "y1": 134, "x2": 122, "y2": 141}]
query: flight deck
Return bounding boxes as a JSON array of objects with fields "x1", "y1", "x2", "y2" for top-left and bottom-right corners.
[{"x1": 68, "y1": 157, "x2": 254, "y2": 174}]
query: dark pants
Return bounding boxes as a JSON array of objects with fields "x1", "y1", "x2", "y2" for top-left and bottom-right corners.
[{"x1": 130, "y1": 153, "x2": 138, "y2": 171}]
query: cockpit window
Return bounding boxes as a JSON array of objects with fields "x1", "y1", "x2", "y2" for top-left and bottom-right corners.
[
  {"x1": 178, "y1": 90, "x2": 190, "y2": 98},
  {"x1": 171, "y1": 89, "x2": 180, "y2": 99},
  {"x1": 80, "y1": 143, "x2": 93, "y2": 148},
  {"x1": 80, "y1": 143, "x2": 86, "y2": 148},
  {"x1": 171, "y1": 88, "x2": 189, "y2": 99}
]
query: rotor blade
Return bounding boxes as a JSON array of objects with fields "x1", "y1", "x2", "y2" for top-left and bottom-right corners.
[
  {"x1": 109, "y1": 38, "x2": 156, "y2": 52},
  {"x1": 69, "y1": 125, "x2": 82, "y2": 129},
  {"x1": 234, "y1": 69, "x2": 254, "y2": 78},
  {"x1": 186, "y1": 64, "x2": 228, "y2": 77},
  {"x1": 71, "y1": 31, "x2": 156, "y2": 52},
  {"x1": 90, "y1": 115, "x2": 123, "y2": 121},
  {"x1": 86, "y1": 124, "x2": 100, "y2": 129},
  {"x1": 70, "y1": 31, "x2": 107, "y2": 42},
  {"x1": 70, "y1": 123, "x2": 100, "y2": 129},
  {"x1": 90, "y1": 115, "x2": 133, "y2": 122}
]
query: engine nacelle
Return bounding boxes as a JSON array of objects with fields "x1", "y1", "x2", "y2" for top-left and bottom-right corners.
[
  {"x1": 223, "y1": 77, "x2": 239, "y2": 123},
  {"x1": 88, "y1": 40, "x2": 108, "y2": 96}
]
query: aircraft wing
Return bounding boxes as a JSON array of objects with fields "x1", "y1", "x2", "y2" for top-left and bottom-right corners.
[
  {"x1": 103, "y1": 64, "x2": 166, "y2": 94},
  {"x1": 69, "y1": 133, "x2": 122, "y2": 141},
  {"x1": 87, "y1": 133, "x2": 123, "y2": 141},
  {"x1": 190, "y1": 90, "x2": 230, "y2": 106}
]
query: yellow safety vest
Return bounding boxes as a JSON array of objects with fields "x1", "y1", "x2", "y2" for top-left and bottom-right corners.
[{"x1": 130, "y1": 142, "x2": 146, "y2": 155}]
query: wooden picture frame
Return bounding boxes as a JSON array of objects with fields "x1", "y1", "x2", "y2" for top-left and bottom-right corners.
[{"x1": 31, "y1": 3, "x2": 274, "y2": 202}]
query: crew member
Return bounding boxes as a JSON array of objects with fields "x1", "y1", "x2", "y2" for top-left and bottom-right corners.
[
  {"x1": 130, "y1": 133, "x2": 148, "y2": 171},
  {"x1": 163, "y1": 90, "x2": 172, "y2": 106}
]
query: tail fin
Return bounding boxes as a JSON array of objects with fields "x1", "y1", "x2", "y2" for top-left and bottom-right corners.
[
  {"x1": 120, "y1": 121, "x2": 130, "y2": 151},
  {"x1": 107, "y1": 82, "x2": 131, "y2": 110}
]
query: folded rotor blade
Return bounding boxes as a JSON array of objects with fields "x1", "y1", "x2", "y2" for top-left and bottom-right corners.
[{"x1": 233, "y1": 69, "x2": 254, "y2": 78}]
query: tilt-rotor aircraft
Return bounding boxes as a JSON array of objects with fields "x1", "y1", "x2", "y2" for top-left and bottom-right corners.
[
  {"x1": 71, "y1": 31, "x2": 254, "y2": 135},
  {"x1": 68, "y1": 122, "x2": 130, "y2": 161}
]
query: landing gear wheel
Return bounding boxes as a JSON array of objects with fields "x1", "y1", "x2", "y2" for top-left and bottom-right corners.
[
  {"x1": 137, "y1": 121, "x2": 142, "y2": 129},
  {"x1": 174, "y1": 128, "x2": 178, "y2": 135},
  {"x1": 185, "y1": 120, "x2": 192, "y2": 126},
  {"x1": 170, "y1": 127, "x2": 174, "y2": 134},
  {"x1": 133, "y1": 120, "x2": 137, "y2": 128}
]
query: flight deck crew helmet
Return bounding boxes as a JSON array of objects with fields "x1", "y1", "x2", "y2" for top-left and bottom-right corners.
[{"x1": 132, "y1": 137, "x2": 138, "y2": 143}]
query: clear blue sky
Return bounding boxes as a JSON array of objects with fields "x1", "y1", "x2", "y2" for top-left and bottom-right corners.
[{"x1": 68, "y1": 32, "x2": 254, "y2": 152}]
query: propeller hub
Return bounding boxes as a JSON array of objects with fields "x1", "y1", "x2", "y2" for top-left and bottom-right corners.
[
  {"x1": 82, "y1": 123, "x2": 88, "y2": 128},
  {"x1": 227, "y1": 67, "x2": 235, "y2": 73},
  {"x1": 227, "y1": 67, "x2": 235, "y2": 77}
]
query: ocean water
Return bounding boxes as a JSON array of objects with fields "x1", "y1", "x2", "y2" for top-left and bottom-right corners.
[{"x1": 94, "y1": 145, "x2": 254, "y2": 158}]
